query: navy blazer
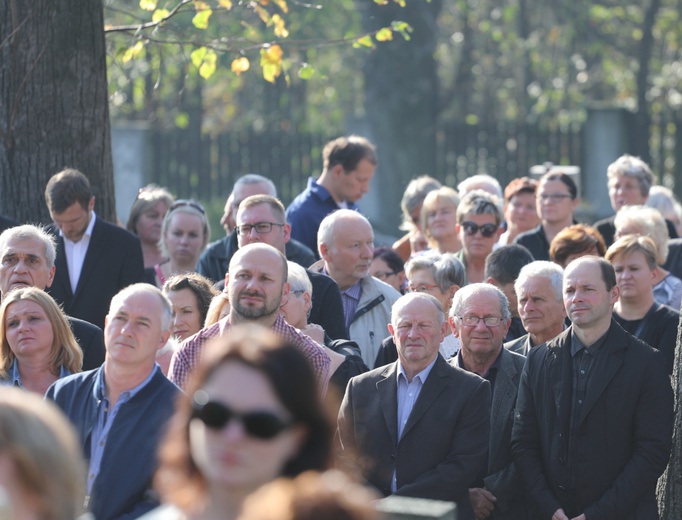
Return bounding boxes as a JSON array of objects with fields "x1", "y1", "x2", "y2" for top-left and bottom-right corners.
[
  {"x1": 46, "y1": 217, "x2": 145, "y2": 329},
  {"x1": 512, "y1": 321, "x2": 673, "y2": 520},
  {"x1": 338, "y1": 355, "x2": 491, "y2": 520}
]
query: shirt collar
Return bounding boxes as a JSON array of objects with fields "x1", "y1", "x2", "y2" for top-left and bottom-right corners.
[
  {"x1": 570, "y1": 328, "x2": 608, "y2": 358},
  {"x1": 9, "y1": 359, "x2": 71, "y2": 389},
  {"x1": 98, "y1": 362, "x2": 159, "y2": 402},
  {"x1": 397, "y1": 355, "x2": 438, "y2": 385}
]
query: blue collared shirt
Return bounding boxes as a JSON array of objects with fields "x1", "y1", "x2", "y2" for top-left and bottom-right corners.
[
  {"x1": 0, "y1": 359, "x2": 71, "y2": 393},
  {"x1": 286, "y1": 177, "x2": 359, "y2": 256},
  {"x1": 87, "y1": 364, "x2": 159, "y2": 494},
  {"x1": 392, "y1": 356, "x2": 438, "y2": 492}
]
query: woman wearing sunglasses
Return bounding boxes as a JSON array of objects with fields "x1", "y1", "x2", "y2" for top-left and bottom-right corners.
[
  {"x1": 149, "y1": 324, "x2": 332, "y2": 520},
  {"x1": 154, "y1": 200, "x2": 211, "y2": 287}
]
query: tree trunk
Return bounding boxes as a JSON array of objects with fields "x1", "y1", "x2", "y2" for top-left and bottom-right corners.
[
  {"x1": 359, "y1": 0, "x2": 443, "y2": 236},
  {"x1": 0, "y1": 0, "x2": 115, "y2": 224},
  {"x1": 657, "y1": 312, "x2": 682, "y2": 517}
]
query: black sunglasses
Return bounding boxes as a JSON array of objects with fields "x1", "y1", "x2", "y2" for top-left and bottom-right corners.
[
  {"x1": 170, "y1": 199, "x2": 206, "y2": 215},
  {"x1": 461, "y1": 221, "x2": 498, "y2": 238},
  {"x1": 191, "y1": 391, "x2": 292, "y2": 439}
]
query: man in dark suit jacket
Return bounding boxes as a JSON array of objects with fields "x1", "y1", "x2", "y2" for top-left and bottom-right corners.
[
  {"x1": 338, "y1": 292, "x2": 490, "y2": 520},
  {"x1": 0, "y1": 224, "x2": 105, "y2": 370},
  {"x1": 512, "y1": 257, "x2": 673, "y2": 520},
  {"x1": 449, "y1": 283, "x2": 528, "y2": 520},
  {"x1": 44, "y1": 169, "x2": 145, "y2": 330}
]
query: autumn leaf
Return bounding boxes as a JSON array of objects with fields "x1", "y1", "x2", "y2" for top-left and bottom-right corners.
[
  {"x1": 260, "y1": 44, "x2": 283, "y2": 83},
  {"x1": 190, "y1": 47, "x2": 208, "y2": 68},
  {"x1": 391, "y1": 21, "x2": 413, "y2": 41},
  {"x1": 272, "y1": 0, "x2": 288, "y2": 13},
  {"x1": 373, "y1": 0, "x2": 388, "y2": 4},
  {"x1": 375, "y1": 27, "x2": 393, "y2": 42},
  {"x1": 298, "y1": 64, "x2": 315, "y2": 80},
  {"x1": 231, "y1": 57, "x2": 250, "y2": 76},
  {"x1": 353, "y1": 35, "x2": 375, "y2": 49},
  {"x1": 218, "y1": 0, "x2": 232, "y2": 8},
  {"x1": 122, "y1": 41, "x2": 145, "y2": 63},
  {"x1": 194, "y1": 0, "x2": 209, "y2": 10},
  {"x1": 192, "y1": 8, "x2": 213, "y2": 29},
  {"x1": 140, "y1": 0, "x2": 157, "y2": 11},
  {"x1": 152, "y1": 8, "x2": 170, "y2": 23},
  {"x1": 199, "y1": 50, "x2": 217, "y2": 79},
  {"x1": 270, "y1": 14, "x2": 289, "y2": 38},
  {"x1": 254, "y1": 4, "x2": 270, "y2": 24}
]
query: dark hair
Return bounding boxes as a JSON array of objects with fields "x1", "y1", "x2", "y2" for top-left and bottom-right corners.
[
  {"x1": 372, "y1": 247, "x2": 404, "y2": 274},
  {"x1": 154, "y1": 325, "x2": 332, "y2": 511},
  {"x1": 540, "y1": 170, "x2": 578, "y2": 199},
  {"x1": 323, "y1": 136, "x2": 377, "y2": 173},
  {"x1": 549, "y1": 224, "x2": 606, "y2": 267},
  {"x1": 503, "y1": 177, "x2": 538, "y2": 202},
  {"x1": 484, "y1": 245, "x2": 534, "y2": 285},
  {"x1": 45, "y1": 169, "x2": 92, "y2": 214},
  {"x1": 162, "y1": 273, "x2": 219, "y2": 326}
]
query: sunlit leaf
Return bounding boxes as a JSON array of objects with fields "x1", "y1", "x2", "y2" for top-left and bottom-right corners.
[
  {"x1": 353, "y1": 35, "x2": 375, "y2": 49},
  {"x1": 375, "y1": 28, "x2": 393, "y2": 42},
  {"x1": 192, "y1": 8, "x2": 213, "y2": 29},
  {"x1": 393, "y1": 0, "x2": 406, "y2": 6},
  {"x1": 139, "y1": 0, "x2": 157, "y2": 11},
  {"x1": 374, "y1": 0, "x2": 389, "y2": 4},
  {"x1": 218, "y1": 0, "x2": 232, "y2": 8},
  {"x1": 272, "y1": 0, "x2": 288, "y2": 13},
  {"x1": 298, "y1": 64, "x2": 315, "y2": 80},
  {"x1": 270, "y1": 14, "x2": 289, "y2": 38},
  {"x1": 254, "y1": 4, "x2": 270, "y2": 24},
  {"x1": 260, "y1": 44, "x2": 284, "y2": 83},
  {"x1": 391, "y1": 21, "x2": 412, "y2": 41},
  {"x1": 190, "y1": 47, "x2": 208, "y2": 68},
  {"x1": 152, "y1": 8, "x2": 170, "y2": 23},
  {"x1": 122, "y1": 41, "x2": 145, "y2": 63},
  {"x1": 175, "y1": 112, "x2": 190, "y2": 129},
  {"x1": 465, "y1": 114, "x2": 479, "y2": 125},
  {"x1": 194, "y1": 0, "x2": 210, "y2": 10},
  {"x1": 199, "y1": 50, "x2": 217, "y2": 79},
  {"x1": 231, "y1": 57, "x2": 251, "y2": 75}
]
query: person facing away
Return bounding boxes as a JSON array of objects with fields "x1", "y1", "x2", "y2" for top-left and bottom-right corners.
[
  {"x1": 0, "y1": 224, "x2": 105, "y2": 369},
  {"x1": 337, "y1": 292, "x2": 491, "y2": 520},
  {"x1": 286, "y1": 135, "x2": 377, "y2": 257},
  {"x1": 44, "y1": 168, "x2": 146, "y2": 329},
  {"x1": 448, "y1": 283, "x2": 528, "y2": 520},
  {"x1": 511, "y1": 256, "x2": 673, "y2": 520},
  {"x1": 46, "y1": 283, "x2": 180, "y2": 520}
]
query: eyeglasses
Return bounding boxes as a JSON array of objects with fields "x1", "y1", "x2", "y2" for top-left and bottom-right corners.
[
  {"x1": 406, "y1": 283, "x2": 439, "y2": 293},
  {"x1": 461, "y1": 221, "x2": 498, "y2": 238},
  {"x1": 537, "y1": 193, "x2": 573, "y2": 202},
  {"x1": 456, "y1": 315, "x2": 504, "y2": 327},
  {"x1": 169, "y1": 199, "x2": 206, "y2": 215},
  {"x1": 373, "y1": 270, "x2": 397, "y2": 281},
  {"x1": 191, "y1": 391, "x2": 292, "y2": 439},
  {"x1": 236, "y1": 222, "x2": 285, "y2": 236}
]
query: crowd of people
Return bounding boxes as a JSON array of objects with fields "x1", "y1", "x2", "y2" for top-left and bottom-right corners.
[{"x1": 0, "y1": 135, "x2": 678, "y2": 520}]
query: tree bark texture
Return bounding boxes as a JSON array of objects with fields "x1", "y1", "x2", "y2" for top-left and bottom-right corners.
[
  {"x1": 359, "y1": 0, "x2": 443, "y2": 235},
  {"x1": 0, "y1": 0, "x2": 115, "y2": 224},
  {"x1": 657, "y1": 311, "x2": 682, "y2": 518}
]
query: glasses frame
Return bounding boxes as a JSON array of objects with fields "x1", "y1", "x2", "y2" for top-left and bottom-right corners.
[
  {"x1": 456, "y1": 315, "x2": 504, "y2": 327},
  {"x1": 460, "y1": 221, "x2": 499, "y2": 238},
  {"x1": 406, "y1": 283, "x2": 439, "y2": 293},
  {"x1": 236, "y1": 221, "x2": 285, "y2": 236}
]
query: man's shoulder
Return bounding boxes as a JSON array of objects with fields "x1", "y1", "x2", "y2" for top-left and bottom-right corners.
[
  {"x1": 93, "y1": 217, "x2": 139, "y2": 244},
  {"x1": 68, "y1": 316, "x2": 102, "y2": 334},
  {"x1": 514, "y1": 225, "x2": 544, "y2": 244},
  {"x1": 286, "y1": 178, "x2": 320, "y2": 211},
  {"x1": 179, "y1": 320, "x2": 224, "y2": 351},
  {"x1": 48, "y1": 368, "x2": 100, "y2": 401},
  {"x1": 500, "y1": 345, "x2": 527, "y2": 370},
  {"x1": 349, "y1": 361, "x2": 395, "y2": 386},
  {"x1": 504, "y1": 333, "x2": 528, "y2": 354},
  {"x1": 202, "y1": 235, "x2": 231, "y2": 257}
]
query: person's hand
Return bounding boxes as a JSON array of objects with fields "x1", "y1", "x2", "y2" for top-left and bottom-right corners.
[
  {"x1": 552, "y1": 509, "x2": 569, "y2": 520},
  {"x1": 469, "y1": 488, "x2": 496, "y2": 520},
  {"x1": 301, "y1": 323, "x2": 325, "y2": 345},
  {"x1": 570, "y1": 515, "x2": 586, "y2": 520}
]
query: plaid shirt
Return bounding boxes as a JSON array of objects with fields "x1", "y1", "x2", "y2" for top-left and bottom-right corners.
[{"x1": 168, "y1": 314, "x2": 331, "y2": 394}]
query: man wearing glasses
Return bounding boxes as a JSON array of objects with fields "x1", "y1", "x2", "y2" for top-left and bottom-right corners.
[
  {"x1": 338, "y1": 292, "x2": 490, "y2": 520},
  {"x1": 44, "y1": 168, "x2": 145, "y2": 329},
  {"x1": 455, "y1": 190, "x2": 504, "y2": 284},
  {"x1": 449, "y1": 283, "x2": 529, "y2": 520},
  {"x1": 234, "y1": 194, "x2": 348, "y2": 341},
  {"x1": 515, "y1": 170, "x2": 580, "y2": 261}
]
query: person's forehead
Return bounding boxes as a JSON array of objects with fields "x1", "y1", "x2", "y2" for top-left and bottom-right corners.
[
  {"x1": 396, "y1": 300, "x2": 438, "y2": 321},
  {"x1": 539, "y1": 179, "x2": 570, "y2": 193},
  {"x1": 232, "y1": 249, "x2": 283, "y2": 274},
  {"x1": 113, "y1": 292, "x2": 162, "y2": 317},
  {"x1": 519, "y1": 276, "x2": 553, "y2": 293},
  {"x1": 408, "y1": 268, "x2": 436, "y2": 282},
  {"x1": 463, "y1": 212, "x2": 497, "y2": 224},
  {"x1": 564, "y1": 262, "x2": 602, "y2": 284},
  {"x1": 3, "y1": 238, "x2": 47, "y2": 259},
  {"x1": 461, "y1": 291, "x2": 500, "y2": 311},
  {"x1": 335, "y1": 218, "x2": 373, "y2": 240},
  {"x1": 237, "y1": 203, "x2": 277, "y2": 223},
  {"x1": 609, "y1": 173, "x2": 640, "y2": 185}
]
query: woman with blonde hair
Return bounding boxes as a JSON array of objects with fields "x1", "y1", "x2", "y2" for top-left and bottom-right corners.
[
  {"x1": 420, "y1": 186, "x2": 461, "y2": 254},
  {"x1": 0, "y1": 287, "x2": 82, "y2": 394},
  {"x1": 127, "y1": 185, "x2": 175, "y2": 268},
  {"x1": 0, "y1": 388, "x2": 85, "y2": 520}
]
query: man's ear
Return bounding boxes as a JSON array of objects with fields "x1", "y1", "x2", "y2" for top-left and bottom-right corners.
[
  {"x1": 319, "y1": 242, "x2": 330, "y2": 262},
  {"x1": 224, "y1": 272, "x2": 229, "y2": 288},
  {"x1": 88, "y1": 196, "x2": 95, "y2": 212},
  {"x1": 46, "y1": 265, "x2": 56, "y2": 288},
  {"x1": 448, "y1": 316, "x2": 460, "y2": 338}
]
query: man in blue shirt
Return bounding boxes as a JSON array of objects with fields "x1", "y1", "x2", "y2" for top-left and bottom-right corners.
[
  {"x1": 286, "y1": 135, "x2": 377, "y2": 256},
  {"x1": 46, "y1": 283, "x2": 179, "y2": 520}
]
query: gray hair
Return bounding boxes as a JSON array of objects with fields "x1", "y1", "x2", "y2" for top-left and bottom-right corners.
[
  {"x1": 449, "y1": 283, "x2": 511, "y2": 322},
  {"x1": 0, "y1": 225, "x2": 57, "y2": 268},
  {"x1": 614, "y1": 205, "x2": 668, "y2": 263},
  {"x1": 456, "y1": 189, "x2": 503, "y2": 227},
  {"x1": 515, "y1": 261, "x2": 564, "y2": 303},
  {"x1": 317, "y1": 209, "x2": 372, "y2": 256},
  {"x1": 457, "y1": 174, "x2": 503, "y2": 200},
  {"x1": 391, "y1": 292, "x2": 445, "y2": 327},
  {"x1": 646, "y1": 186, "x2": 682, "y2": 224},
  {"x1": 405, "y1": 252, "x2": 465, "y2": 293},
  {"x1": 232, "y1": 174, "x2": 277, "y2": 198},
  {"x1": 286, "y1": 261, "x2": 312, "y2": 295},
  {"x1": 109, "y1": 283, "x2": 173, "y2": 332},
  {"x1": 607, "y1": 155, "x2": 654, "y2": 197}
]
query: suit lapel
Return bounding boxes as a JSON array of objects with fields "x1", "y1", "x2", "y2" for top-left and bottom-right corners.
[
  {"x1": 73, "y1": 218, "x2": 104, "y2": 300},
  {"x1": 488, "y1": 350, "x2": 517, "y2": 468},
  {"x1": 399, "y1": 356, "x2": 448, "y2": 442},
  {"x1": 54, "y1": 235, "x2": 73, "y2": 298},
  {"x1": 376, "y1": 363, "x2": 399, "y2": 447},
  {"x1": 577, "y1": 325, "x2": 625, "y2": 426}
]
